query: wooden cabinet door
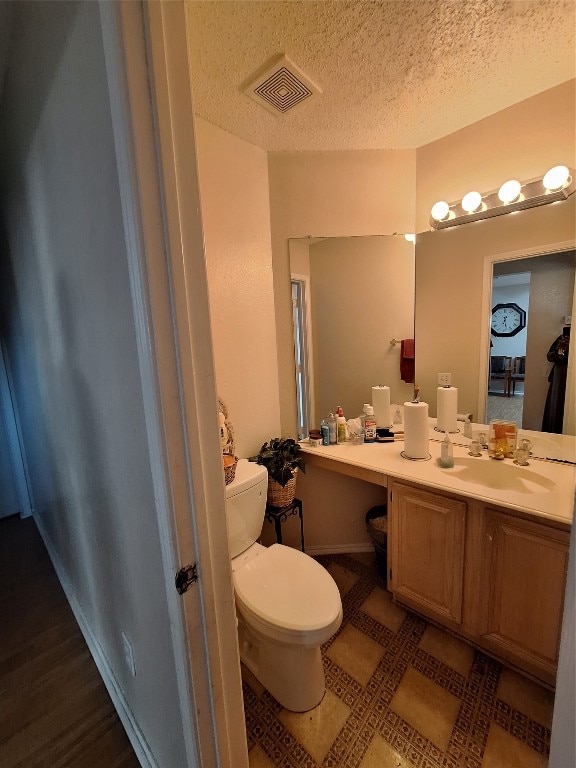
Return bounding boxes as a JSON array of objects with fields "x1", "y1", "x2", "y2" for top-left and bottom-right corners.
[
  {"x1": 390, "y1": 483, "x2": 466, "y2": 625},
  {"x1": 478, "y1": 509, "x2": 570, "y2": 681}
]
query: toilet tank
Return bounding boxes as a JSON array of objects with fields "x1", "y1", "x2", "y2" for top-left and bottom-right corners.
[{"x1": 225, "y1": 459, "x2": 268, "y2": 558}]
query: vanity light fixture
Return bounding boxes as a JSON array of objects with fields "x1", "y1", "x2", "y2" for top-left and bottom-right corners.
[
  {"x1": 430, "y1": 165, "x2": 575, "y2": 229},
  {"x1": 430, "y1": 200, "x2": 451, "y2": 222},
  {"x1": 542, "y1": 165, "x2": 571, "y2": 192},
  {"x1": 498, "y1": 179, "x2": 522, "y2": 204},
  {"x1": 461, "y1": 191, "x2": 483, "y2": 213},
  {"x1": 404, "y1": 233, "x2": 416, "y2": 243}
]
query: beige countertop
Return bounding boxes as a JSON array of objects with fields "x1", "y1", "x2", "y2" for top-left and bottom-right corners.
[{"x1": 300, "y1": 421, "x2": 575, "y2": 526}]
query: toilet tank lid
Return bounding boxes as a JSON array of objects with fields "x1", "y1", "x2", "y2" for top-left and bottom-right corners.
[{"x1": 225, "y1": 459, "x2": 267, "y2": 498}]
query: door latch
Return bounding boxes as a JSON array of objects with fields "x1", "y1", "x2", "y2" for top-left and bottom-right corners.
[{"x1": 175, "y1": 563, "x2": 198, "y2": 594}]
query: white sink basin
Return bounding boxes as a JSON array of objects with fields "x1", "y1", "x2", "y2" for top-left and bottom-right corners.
[{"x1": 441, "y1": 457, "x2": 555, "y2": 494}]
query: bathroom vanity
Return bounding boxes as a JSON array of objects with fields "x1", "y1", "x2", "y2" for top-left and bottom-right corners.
[{"x1": 297, "y1": 424, "x2": 575, "y2": 687}]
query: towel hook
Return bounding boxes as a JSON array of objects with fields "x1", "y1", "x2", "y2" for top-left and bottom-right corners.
[{"x1": 389, "y1": 338, "x2": 399, "y2": 347}]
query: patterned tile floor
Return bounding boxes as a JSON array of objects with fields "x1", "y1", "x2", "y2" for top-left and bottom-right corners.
[
  {"x1": 486, "y1": 394, "x2": 524, "y2": 427},
  {"x1": 243, "y1": 552, "x2": 553, "y2": 768}
]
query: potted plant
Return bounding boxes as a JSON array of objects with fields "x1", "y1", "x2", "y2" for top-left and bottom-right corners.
[{"x1": 250, "y1": 437, "x2": 305, "y2": 507}]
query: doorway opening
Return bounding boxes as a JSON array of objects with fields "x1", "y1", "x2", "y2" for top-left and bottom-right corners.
[
  {"x1": 485, "y1": 250, "x2": 575, "y2": 433},
  {"x1": 486, "y1": 271, "x2": 530, "y2": 427}
]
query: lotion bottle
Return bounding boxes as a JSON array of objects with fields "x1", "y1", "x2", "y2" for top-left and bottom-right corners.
[
  {"x1": 440, "y1": 431, "x2": 454, "y2": 468},
  {"x1": 336, "y1": 406, "x2": 347, "y2": 443},
  {"x1": 363, "y1": 404, "x2": 377, "y2": 443}
]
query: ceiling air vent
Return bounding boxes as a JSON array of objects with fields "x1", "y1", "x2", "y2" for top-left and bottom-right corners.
[{"x1": 243, "y1": 55, "x2": 321, "y2": 115}]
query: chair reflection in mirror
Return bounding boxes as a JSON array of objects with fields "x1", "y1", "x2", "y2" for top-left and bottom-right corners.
[
  {"x1": 489, "y1": 355, "x2": 512, "y2": 396},
  {"x1": 509, "y1": 355, "x2": 526, "y2": 396}
]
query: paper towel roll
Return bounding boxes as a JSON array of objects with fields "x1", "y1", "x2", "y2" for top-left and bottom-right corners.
[
  {"x1": 437, "y1": 386, "x2": 458, "y2": 433},
  {"x1": 372, "y1": 385, "x2": 391, "y2": 427},
  {"x1": 403, "y1": 401, "x2": 429, "y2": 459}
]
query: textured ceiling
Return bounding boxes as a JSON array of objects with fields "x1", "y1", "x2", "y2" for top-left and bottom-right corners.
[{"x1": 185, "y1": 0, "x2": 576, "y2": 150}]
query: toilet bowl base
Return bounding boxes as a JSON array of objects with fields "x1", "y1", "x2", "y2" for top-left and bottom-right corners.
[{"x1": 238, "y1": 614, "x2": 326, "y2": 712}]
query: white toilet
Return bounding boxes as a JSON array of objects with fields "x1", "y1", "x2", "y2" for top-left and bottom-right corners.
[{"x1": 225, "y1": 459, "x2": 343, "y2": 712}]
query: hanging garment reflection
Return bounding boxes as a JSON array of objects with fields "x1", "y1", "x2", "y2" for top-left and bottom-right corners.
[{"x1": 542, "y1": 327, "x2": 570, "y2": 433}]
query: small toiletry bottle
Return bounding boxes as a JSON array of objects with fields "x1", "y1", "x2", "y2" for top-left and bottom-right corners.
[
  {"x1": 320, "y1": 418, "x2": 330, "y2": 446},
  {"x1": 364, "y1": 405, "x2": 377, "y2": 443},
  {"x1": 393, "y1": 406, "x2": 402, "y2": 425},
  {"x1": 336, "y1": 406, "x2": 347, "y2": 443},
  {"x1": 440, "y1": 432, "x2": 454, "y2": 468},
  {"x1": 328, "y1": 413, "x2": 337, "y2": 445},
  {"x1": 463, "y1": 417, "x2": 472, "y2": 439}
]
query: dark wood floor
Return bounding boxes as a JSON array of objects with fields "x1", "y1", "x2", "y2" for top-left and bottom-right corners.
[{"x1": 0, "y1": 515, "x2": 140, "y2": 768}]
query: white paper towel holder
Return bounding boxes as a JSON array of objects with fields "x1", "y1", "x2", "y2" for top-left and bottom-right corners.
[
  {"x1": 435, "y1": 377, "x2": 459, "y2": 434},
  {"x1": 400, "y1": 451, "x2": 431, "y2": 462},
  {"x1": 401, "y1": 385, "x2": 431, "y2": 461},
  {"x1": 434, "y1": 382, "x2": 460, "y2": 435}
]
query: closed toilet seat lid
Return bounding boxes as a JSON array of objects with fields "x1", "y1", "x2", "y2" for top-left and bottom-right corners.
[{"x1": 233, "y1": 544, "x2": 342, "y2": 634}]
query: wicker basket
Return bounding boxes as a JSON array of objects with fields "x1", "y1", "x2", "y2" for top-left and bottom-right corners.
[
  {"x1": 223, "y1": 455, "x2": 238, "y2": 485},
  {"x1": 267, "y1": 471, "x2": 297, "y2": 508}
]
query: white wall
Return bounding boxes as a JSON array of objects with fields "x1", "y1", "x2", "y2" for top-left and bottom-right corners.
[
  {"x1": 194, "y1": 117, "x2": 280, "y2": 457},
  {"x1": 0, "y1": 3, "x2": 187, "y2": 765},
  {"x1": 289, "y1": 238, "x2": 311, "y2": 277}
]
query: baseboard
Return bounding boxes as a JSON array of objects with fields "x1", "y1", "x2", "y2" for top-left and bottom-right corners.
[
  {"x1": 306, "y1": 543, "x2": 374, "y2": 556},
  {"x1": 33, "y1": 513, "x2": 157, "y2": 768}
]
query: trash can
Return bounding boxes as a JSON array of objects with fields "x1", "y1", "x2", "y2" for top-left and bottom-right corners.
[{"x1": 365, "y1": 505, "x2": 388, "y2": 582}]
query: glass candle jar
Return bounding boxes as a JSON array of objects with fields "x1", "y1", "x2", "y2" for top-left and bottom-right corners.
[{"x1": 489, "y1": 420, "x2": 517, "y2": 459}]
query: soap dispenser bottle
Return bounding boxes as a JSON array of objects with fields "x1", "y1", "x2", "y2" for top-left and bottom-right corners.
[{"x1": 440, "y1": 431, "x2": 454, "y2": 468}]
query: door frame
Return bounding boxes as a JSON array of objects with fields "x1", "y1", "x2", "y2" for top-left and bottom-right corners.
[
  {"x1": 478, "y1": 238, "x2": 575, "y2": 427},
  {"x1": 291, "y1": 274, "x2": 314, "y2": 438},
  {"x1": 100, "y1": 2, "x2": 247, "y2": 766}
]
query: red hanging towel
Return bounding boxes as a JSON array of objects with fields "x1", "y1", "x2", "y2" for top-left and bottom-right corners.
[{"x1": 400, "y1": 339, "x2": 415, "y2": 383}]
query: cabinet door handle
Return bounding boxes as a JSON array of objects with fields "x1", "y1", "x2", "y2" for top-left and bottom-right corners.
[{"x1": 486, "y1": 534, "x2": 493, "y2": 542}]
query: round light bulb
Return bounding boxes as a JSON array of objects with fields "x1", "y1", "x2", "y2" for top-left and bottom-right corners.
[
  {"x1": 461, "y1": 191, "x2": 482, "y2": 213},
  {"x1": 543, "y1": 165, "x2": 570, "y2": 192},
  {"x1": 431, "y1": 201, "x2": 450, "y2": 221},
  {"x1": 404, "y1": 233, "x2": 416, "y2": 243},
  {"x1": 498, "y1": 179, "x2": 521, "y2": 204}
]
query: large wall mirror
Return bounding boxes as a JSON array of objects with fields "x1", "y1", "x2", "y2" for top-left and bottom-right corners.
[
  {"x1": 416, "y1": 197, "x2": 575, "y2": 436},
  {"x1": 291, "y1": 196, "x2": 576, "y2": 441},
  {"x1": 289, "y1": 235, "x2": 415, "y2": 434}
]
